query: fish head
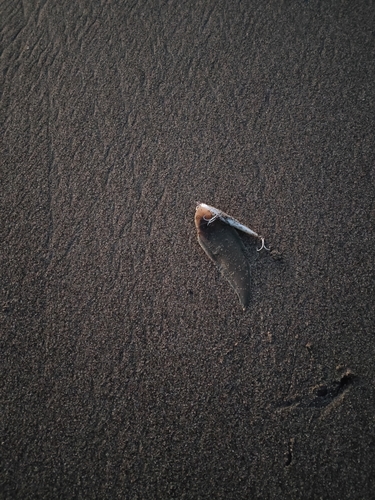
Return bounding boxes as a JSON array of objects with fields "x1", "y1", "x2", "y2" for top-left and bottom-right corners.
[{"x1": 195, "y1": 203, "x2": 216, "y2": 230}]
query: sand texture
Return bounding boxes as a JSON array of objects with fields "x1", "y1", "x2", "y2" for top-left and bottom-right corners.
[{"x1": 1, "y1": 1, "x2": 375, "y2": 498}]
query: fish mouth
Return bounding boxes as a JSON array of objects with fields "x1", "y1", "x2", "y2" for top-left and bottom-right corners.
[{"x1": 194, "y1": 204, "x2": 214, "y2": 230}]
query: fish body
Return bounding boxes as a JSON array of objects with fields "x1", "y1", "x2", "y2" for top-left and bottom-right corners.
[
  {"x1": 195, "y1": 204, "x2": 256, "y2": 309},
  {"x1": 196, "y1": 203, "x2": 260, "y2": 238}
]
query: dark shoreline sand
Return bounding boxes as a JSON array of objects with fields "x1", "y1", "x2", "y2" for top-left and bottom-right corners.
[{"x1": 1, "y1": 1, "x2": 375, "y2": 498}]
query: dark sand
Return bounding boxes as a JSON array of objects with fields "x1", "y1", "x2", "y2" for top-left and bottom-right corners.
[{"x1": 1, "y1": 1, "x2": 375, "y2": 498}]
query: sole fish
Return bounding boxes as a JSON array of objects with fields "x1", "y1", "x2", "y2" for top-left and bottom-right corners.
[
  {"x1": 195, "y1": 203, "x2": 269, "y2": 310},
  {"x1": 195, "y1": 204, "x2": 256, "y2": 310}
]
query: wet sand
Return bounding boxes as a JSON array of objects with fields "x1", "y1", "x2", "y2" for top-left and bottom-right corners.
[{"x1": 1, "y1": 1, "x2": 375, "y2": 498}]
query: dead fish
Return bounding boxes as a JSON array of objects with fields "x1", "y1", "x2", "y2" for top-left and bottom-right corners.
[{"x1": 195, "y1": 203, "x2": 268, "y2": 310}]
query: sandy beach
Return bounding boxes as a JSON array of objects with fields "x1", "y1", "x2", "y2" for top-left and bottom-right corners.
[{"x1": 1, "y1": 1, "x2": 375, "y2": 498}]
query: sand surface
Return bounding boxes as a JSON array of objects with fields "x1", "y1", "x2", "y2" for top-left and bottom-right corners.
[{"x1": 1, "y1": 1, "x2": 375, "y2": 498}]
